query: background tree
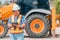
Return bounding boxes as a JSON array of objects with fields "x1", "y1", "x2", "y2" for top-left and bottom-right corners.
[{"x1": 53, "y1": 0, "x2": 60, "y2": 14}]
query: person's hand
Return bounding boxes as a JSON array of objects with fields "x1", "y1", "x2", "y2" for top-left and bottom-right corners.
[
  {"x1": 8, "y1": 24, "x2": 12, "y2": 29},
  {"x1": 13, "y1": 24, "x2": 17, "y2": 26},
  {"x1": 16, "y1": 25, "x2": 20, "y2": 28}
]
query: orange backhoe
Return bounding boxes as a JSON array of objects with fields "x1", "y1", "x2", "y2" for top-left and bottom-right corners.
[{"x1": 0, "y1": 0, "x2": 60, "y2": 38}]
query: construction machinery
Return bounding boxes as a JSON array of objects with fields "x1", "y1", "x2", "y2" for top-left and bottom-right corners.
[{"x1": 0, "y1": 0, "x2": 59, "y2": 38}]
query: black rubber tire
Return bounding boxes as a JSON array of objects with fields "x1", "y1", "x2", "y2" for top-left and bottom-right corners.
[
  {"x1": 0, "y1": 23, "x2": 8, "y2": 38},
  {"x1": 25, "y1": 14, "x2": 49, "y2": 38}
]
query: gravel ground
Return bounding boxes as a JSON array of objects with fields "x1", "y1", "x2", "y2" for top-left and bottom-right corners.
[
  {"x1": 0, "y1": 28, "x2": 60, "y2": 40},
  {"x1": 0, "y1": 36, "x2": 60, "y2": 40}
]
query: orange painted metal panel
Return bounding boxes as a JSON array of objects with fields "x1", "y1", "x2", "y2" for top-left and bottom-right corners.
[
  {"x1": 51, "y1": 7, "x2": 57, "y2": 30},
  {"x1": 0, "y1": 4, "x2": 14, "y2": 20}
]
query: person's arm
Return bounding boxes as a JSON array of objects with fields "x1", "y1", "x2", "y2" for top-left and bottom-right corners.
[
  {"x1": 17, "y1": 16, "x2": 26, "y2": 28},
  {"x1": 21, "y1": 16, "x2": 26, "y2": 27},
  {"x1": 8, "y1": 17, "x2": 12, "y2": 29}
]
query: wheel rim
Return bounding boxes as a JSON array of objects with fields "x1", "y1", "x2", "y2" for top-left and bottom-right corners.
[
  {"x1": 30, "y1": 19, "x2": 44, "y2": 33},
  {"x1": 0, "y1": 25, "x2": 4, "y2": 35}
]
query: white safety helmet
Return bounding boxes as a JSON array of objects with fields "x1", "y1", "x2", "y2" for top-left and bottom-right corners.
[{"x1": 12, "y1": 4, "x2": 21, "y2": 11}]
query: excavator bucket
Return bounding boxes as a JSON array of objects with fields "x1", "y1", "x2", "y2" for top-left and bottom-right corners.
[{"x1": 0, "y1": 4, "x2": 14, "y2": 20}]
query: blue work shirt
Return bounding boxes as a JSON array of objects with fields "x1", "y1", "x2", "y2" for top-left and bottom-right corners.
[{"x1": 8, "y1": 15, "x2": 25, "y2": 25}]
